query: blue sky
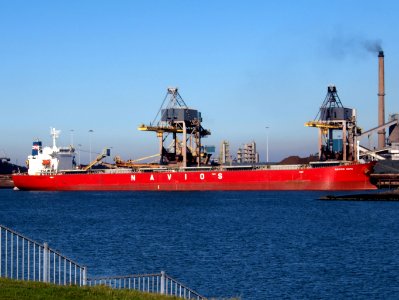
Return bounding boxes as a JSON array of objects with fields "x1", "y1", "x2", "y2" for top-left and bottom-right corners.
[{"x1": 1, "y1": 0, "x2": 399, "y2": 164}]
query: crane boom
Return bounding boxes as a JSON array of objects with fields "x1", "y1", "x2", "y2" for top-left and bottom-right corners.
[
  {"x1": 82, "y1": 148, "x2": 110, "y2": 171},
  {"x1": 304, "y1": 121, "x2": 343, "y2": 129}
]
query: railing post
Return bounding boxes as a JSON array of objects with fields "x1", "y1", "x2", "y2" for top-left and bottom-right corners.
[
  {"x1": 0, "y1": 227, "x2": 2, "y2": 277},
  {"x1": 43, "y1": 243, "x2": 48, "y2": 283},
  {"x1": 83, "y1": 267, "x2": 87, "y2": 286},
  {"x1": 160, "y1": 271, "x2": 165, "y2": 294}
]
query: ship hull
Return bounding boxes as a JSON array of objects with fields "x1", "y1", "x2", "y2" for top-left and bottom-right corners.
[{"x1": 12, "y1": 163, "x2": 376, "y2": 191}]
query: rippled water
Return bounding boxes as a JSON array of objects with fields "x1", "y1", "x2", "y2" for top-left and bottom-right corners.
[{"x1": 1, "y1": 189, "x2": 398, "y2": 299}]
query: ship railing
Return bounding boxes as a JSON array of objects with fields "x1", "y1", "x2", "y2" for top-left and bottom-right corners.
[
  {"x1": 87, "y1": 271, "x2": 206, "y2": 299},
  {"x1": 309, "y1": 161, "x2": 353, "y2": 168},
  {"x1": 0, "y1": 224, "x2": 87, "y2": 286},
  {"x1": 139, "y1": 167, "x2": 170, "y2": 172},
  {"x1": 266, "y1": 164, "x2": 306, "y2": 170},
  {"x1": 40, "y1": 169, "x2": 58, "y2": 176},
  {"x1": 103, "y1": 168, "x2": 136, "y2": 174},
  {"x1": 180, "y1": 166, "x2": 213, "y2": 171}
]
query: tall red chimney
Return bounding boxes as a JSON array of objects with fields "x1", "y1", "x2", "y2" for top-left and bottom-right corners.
[{"x1": 378, "y1": 50, "x2": 385, "y2": 149}]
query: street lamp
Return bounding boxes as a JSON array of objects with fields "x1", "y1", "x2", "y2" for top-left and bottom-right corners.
[
  {"x1": 77, "y1": 144, "x2": 82, "y2": 166},
  {"x1": 89, "y1": 130, "x2": 94, "y2": 164},
  {"x1": 70, "y1": 129, "x2": 74, "y2": 146},
  {"x1": 265, "y1": 126, "x2": 269, "y2": 163}
]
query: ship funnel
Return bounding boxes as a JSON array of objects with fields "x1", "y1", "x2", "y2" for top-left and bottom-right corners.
[
  {"x1": 32, "y1": 140, "x2": 42, "y2": 156},
  {"x1": 378, "y1": 50, "x2": 385, "y2": 149}
]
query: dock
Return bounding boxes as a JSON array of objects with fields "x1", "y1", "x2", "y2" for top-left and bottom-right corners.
[
  {"x1": 0, "y1": 175, "x2": 13, "y2": 189},
  {"x1": 370, "y1": 160, "x2": 399, "y2": 189},
  {"x1": 320, "y1": 190, "x2": 399, "y2": 201},
  {"x1": 370, "y1": 173, "x2": 399, "y2": 189}
]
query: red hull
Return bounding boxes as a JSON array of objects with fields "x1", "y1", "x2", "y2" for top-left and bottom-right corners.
[{"x1": 12, "y1": 163, "x2": 376, "y2": 191}]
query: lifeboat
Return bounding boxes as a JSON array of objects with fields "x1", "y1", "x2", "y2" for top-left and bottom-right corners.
[{"x1": 42, "y1": 159, "x2": 51, "y2": 166}]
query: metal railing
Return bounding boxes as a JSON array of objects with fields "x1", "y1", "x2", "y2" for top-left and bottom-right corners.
[
  {"x1": 87, "y1": 271, "x2": 206, "y2": 299},
  {"x1": 0, "y1": 225, "x2": 205, "y2": 298},
  {"x1": 0, "y1": 225, "x2": 87, "y2": 286}
]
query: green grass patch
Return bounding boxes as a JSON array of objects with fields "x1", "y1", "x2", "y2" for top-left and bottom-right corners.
[{"x1": 0, "y1": 277, "x2": 182, "y2": 300}]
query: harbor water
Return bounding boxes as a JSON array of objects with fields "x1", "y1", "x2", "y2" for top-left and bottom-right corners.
[{"x1": 1, "y1": 189, "x2": 398, "y2": 299}]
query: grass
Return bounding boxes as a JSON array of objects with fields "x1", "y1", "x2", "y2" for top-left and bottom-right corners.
[{"x1": 0, "y1": 277, "x2": 183, "y2": 300}]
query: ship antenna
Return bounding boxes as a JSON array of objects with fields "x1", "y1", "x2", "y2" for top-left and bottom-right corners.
[{"x1": 50, "y1": 127, "x2": 61, "y2": 150}]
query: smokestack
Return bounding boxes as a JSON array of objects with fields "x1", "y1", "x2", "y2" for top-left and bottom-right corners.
[{"x1": 378, "y1": 50, "x2": 385, "y2": 149}]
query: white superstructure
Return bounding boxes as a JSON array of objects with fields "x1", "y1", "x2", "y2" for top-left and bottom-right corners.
[{"x1": 27, "y1": 128, "x2": 76, "y2": 175}]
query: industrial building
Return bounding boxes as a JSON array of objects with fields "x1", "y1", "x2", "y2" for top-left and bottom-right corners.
[
  {"x1": 219, "y1": 140, "x2": 232, "y2": 165},
  {"x1": 237, "y1": 142, "x2": 259, "y2": 164}
]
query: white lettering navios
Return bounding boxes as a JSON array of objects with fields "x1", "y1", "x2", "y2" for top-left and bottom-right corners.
[
  {"x1": 167, "y1": 174, "x2": 172, "y2": 180},
  {"x1": 200, "y1": 173, "x2": 205, "y2": 180},
  {"x1": 131, "y1": 175, "x2": 136, "y2": 181}
]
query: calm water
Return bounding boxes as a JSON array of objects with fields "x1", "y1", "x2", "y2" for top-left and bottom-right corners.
[{"x1": 1, "y1": 189, "x2": 399, "y2": 299}]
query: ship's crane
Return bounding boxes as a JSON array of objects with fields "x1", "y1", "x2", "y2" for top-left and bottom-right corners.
[
  {"x1": 305, "y1": 86, "x2": 360, "y2": 161},
  {"x1": 138, "y1": 87, "x2": 211, "y2": 167},
  {"x1": 82, "y1": 148, "x2": 111, "y2": 171}
]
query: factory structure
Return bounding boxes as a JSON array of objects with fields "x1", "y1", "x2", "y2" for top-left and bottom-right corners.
[
  {"x1": 218, "y1": 50, "x2": 399, "y2": 172},
  {"x1": 137, "y1": 49, "x2": 399, "y2": 171},
  {"x1": 219, "y1": 140, "x2": 232, "y2": 165},
  {"x1": 357, "y1": 50, "x2": 399, "y2": 158},
  {"x1": 301, "y1": 49, "x2": 399, "y2": 188},
  {"x1": 304, "y1": 50, "x2": 399, "y2": 163},
  {"x1": 138, "y1": 87, "x2": 211, "y2": 168},
  {"x1": 137, "y1": 89, "x2": 261, "y2": 166},
  {"x1": 13, "y1": 48, "x2": 399, "y2": 191},
  {"x1": 305, "y1": 85, "x2": 360, "y2": 162},
  {"x1": 237, "y1": 142, "x2": 259, "y2": 164},
  {"x1": 218, "y1": 140, "x2": 260, "y2": 164}
]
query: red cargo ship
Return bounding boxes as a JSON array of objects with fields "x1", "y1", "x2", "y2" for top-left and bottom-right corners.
[
  {"x1": 12, "y1": 87, "x2": 377, "y2": 191},
  {"x1": 12, "y1": 161, "x2": 376, "y2": 191}
]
